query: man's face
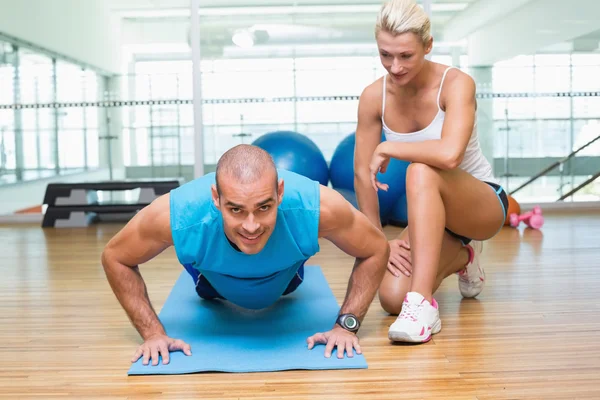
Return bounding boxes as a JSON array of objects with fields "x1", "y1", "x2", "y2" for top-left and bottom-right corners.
[{"x1": 212, "y1": 171, "x2": 284, "y2": 255}]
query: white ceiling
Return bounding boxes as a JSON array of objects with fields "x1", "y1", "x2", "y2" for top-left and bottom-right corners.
[
  {"x1": 112, "y1": 0, "x2": 478, "y2": 58},
  {"x1": 111, "y1": 0, "x2": 600, "y2": 64}
]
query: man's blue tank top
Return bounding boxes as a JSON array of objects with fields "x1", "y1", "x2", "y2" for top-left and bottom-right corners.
[{"x1": 169, "y1": 169, "x2": 321, "y2": 310}]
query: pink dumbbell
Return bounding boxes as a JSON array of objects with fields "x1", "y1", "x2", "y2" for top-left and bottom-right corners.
[{"x1": 509, "y1": 206, "x2": 544, "y2": 229}]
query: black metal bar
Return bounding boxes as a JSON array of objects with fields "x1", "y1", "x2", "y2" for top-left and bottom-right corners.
[
  {"x1": 557, "y1": 170, "x2": 600, "y2": 201},
  {"x1": 4, "y1": 90, "x2": 600, "y2": 110},
  {"x1": 509, "y1": 134, "x2": 600, "y2": 195}
]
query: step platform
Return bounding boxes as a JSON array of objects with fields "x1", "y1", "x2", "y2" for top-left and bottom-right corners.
[{"x1": 42, "y1": 178, "x2": 182, "y2": 228}]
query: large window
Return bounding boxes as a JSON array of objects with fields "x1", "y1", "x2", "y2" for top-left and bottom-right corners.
[
  {"x1": 491, "y1": 53, "x2": 600, "y2": 201},
  {"x1": 124, "y1": 51, "x2": 599, "y2": 202},
  {"x1": 127, "y1": 55, "x2": 463, "y2": 166},
  {"x1": 0, "y1": 42, "x2": 105, "y2": 185}
]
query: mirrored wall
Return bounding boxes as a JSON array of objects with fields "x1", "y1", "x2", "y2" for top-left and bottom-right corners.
[{"x1": 0, "y1": 39, "x2": 106, "y2": 185}]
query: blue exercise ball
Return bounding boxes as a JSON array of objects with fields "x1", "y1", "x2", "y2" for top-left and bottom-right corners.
[
  {"x1": 329, "y1": 133, "x2": 357, "y2": 191},
  {"x1": 252, "y1": 131, "x2": 329, "y2": 186},
  {"x1": 335, "y1": 188, "x2": 359, "y2": 210},
  {"x1": 329, "y1": 132, "x2": 409, "y2": 221},
  {"x1": 388, "y1": 192, "x2": 408, "y2": 226}
]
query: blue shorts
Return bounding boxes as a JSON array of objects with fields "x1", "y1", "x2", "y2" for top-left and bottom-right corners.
[
  {"x1": 445, "y1": 181, "x2": 509, "y2": 246},
  {"x1": 183, "y1": 262, "x2": 305, "y2": 301}
]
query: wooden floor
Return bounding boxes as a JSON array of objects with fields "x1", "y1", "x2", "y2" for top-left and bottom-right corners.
[{"x1": 2, "y1": 211, "x2": 600, "y2": 399}]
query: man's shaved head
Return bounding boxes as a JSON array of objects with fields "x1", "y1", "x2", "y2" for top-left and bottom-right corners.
[
  {"x1": 215, "y1": 144, "x2": 278, "y2": 194},
  {"x1": 212, "y1": 144, "x2": 284, "y2": 255}
]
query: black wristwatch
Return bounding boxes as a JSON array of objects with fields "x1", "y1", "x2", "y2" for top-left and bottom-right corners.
[{"x1": 336, "y1": 313, "x2": 360, "y2": 333}]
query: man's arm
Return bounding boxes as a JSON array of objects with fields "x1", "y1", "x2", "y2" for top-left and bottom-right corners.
[
  {"x1": 318, "y1": 186, "x2": 390, "y2": 324},
  {"x1": 101, "y1": 193, "x2": 173, "y2": 340}
]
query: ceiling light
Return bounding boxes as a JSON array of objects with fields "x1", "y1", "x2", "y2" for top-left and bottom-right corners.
[{"x1": 232, "y1": 30, "x2": 255, "y2": 48}]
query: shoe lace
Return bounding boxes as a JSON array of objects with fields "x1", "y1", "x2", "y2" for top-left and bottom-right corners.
[
  {"x1": 399, "y1": 301, "x2": 421, "y2": 322},
  {"x1": 460, "y1": 263, "x2": 483, "y2": 284}
]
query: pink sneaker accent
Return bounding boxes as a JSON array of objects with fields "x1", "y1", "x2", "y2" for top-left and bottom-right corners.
[
  {"x1": 458, "y1": 241, "x2": 485, "y2": 298},
  {"x1": 466, "y1": 244, "x2": 475, "y2": 264},
  {"x1": 388, "y1": 292, "x2": 442, "y2": 343}
]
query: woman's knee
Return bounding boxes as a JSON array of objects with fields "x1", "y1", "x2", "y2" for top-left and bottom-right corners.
[
  {"x1": 378, "y1": 272, "x2": 410, "y2": 315},
  {"x1": 406, "y1": 162, "x2": 440, "y2": 191},
  {"x1": 379, "y1": 295, "x2": 402, "y2": 315}
]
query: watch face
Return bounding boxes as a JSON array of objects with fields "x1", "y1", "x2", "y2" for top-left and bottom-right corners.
[{"x1": 344, "y1": 316, "x2": 358, "y2": 329}]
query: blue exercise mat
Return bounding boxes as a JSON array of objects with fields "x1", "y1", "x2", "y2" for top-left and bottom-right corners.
[{"x1": 128, "y1": 265, "x2": 368, "y2": 374}]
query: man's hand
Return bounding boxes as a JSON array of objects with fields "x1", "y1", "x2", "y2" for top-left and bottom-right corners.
[
  {"x1": 306, "y1": 326, "x2": 361, "y2": 359},
  {"x1": 388, "y1": 239, "x2": 412, "y2": 277},
  {"x1": 131, "y1": 334, "x2": 192, "y2": 366}
]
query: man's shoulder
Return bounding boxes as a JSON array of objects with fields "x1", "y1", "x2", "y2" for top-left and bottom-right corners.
[
  {"x1": 275, "y1": 170, "x2": 322, "y2": 256},
  {"x1": 169, "y1": 173, "x2": 217, "y2": 232},
  {"x1": 278, "y1": 169, "x2": 321, "y2": 212},
  {"x1": 317, "y1": 186, "x2": 357, "y2": 234}
]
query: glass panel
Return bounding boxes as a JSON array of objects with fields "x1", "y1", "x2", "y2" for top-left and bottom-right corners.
[
  {"x1": 573, "y1": 97, "x2": 600, "y2": 119},
  {"x1": 534, "y1": 54, "x2": 571, "y2": 66},
  {"x1": 569, "y1": 118, "x2": 600, "y2": 200},
  {"x1": 572, "y1": 65, "x2": 600, "y2": 92},
  {"x1": 493, "y1": 66, "x2": 535, "y2": 93},
  {"x1": 0, "y1": 41, "x2": 16, "y2": 184},
  {"x1": 534, "y1": 97, "x2": 571, "y2": 119},
  {"x1": 295, "y1": 56, "x2": 375, "y2": 97},
  {"x1": 573, "y1": 119, "x2": 600, "y2": 155},
  {"x1": 534, "y1": 66, "x2": 571, "y2": 93},
  {"x1": 1, "y1": 126, "x2": 16, "y2": 170},
  {"x1": 535, "y1": 119, "x2": 571, "y2": 157},
  {"x1": 493, "y1": 98, "x2": 535, "y2": 120},
  {"x1": 86, "y1": 129, "x2": 99, "y2": 168},
  {"x1": 571, "y1": 54, "x2": 600, "y2": 66},
  {"x1": 296, "y1": 100, "x2": 358, "y2": 124},
  {"x1": 56, "y1": 61, "x2": 85, "y2": 102},
  {"x1": 21, "y1": 109, "x2": 39, "y2": 169},
  {"x1": 58, "y1": 128, "x2": 85, "y2": 169},
  {"x1": 495, "y1": 55, "x2": 534, "y2": 67},
  {"x1": 19, "y1": 49, "x2": 53, "y2": 103},
  {"x1": 0, "y1": 39, "x2": 106, "y2": 213}
]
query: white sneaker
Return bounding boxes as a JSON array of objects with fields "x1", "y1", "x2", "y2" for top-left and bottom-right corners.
[
  {"x1": 458, "y1": 240, "x2": 485, "y2": 298},
  {"x1": 388, "y1": 292, "x2": 442, "y2": 343}
]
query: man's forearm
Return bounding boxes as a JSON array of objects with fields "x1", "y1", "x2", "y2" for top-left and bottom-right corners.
[
  {"x1": 338, "y1": 254, "x2": 387, "y2": 323},
  {"x1": 102, "y1": 255, "x2": 166, "y2": 340}
]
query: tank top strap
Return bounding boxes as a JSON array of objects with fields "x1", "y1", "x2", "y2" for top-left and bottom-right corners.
[{"x1": 437, "y1": 66, "x2": 457, "y2": 110}]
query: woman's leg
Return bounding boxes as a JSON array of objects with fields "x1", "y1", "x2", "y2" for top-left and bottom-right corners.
[
  {"x1": 385, "y1": 163, "x2": 505, "y2": 342},
  {"x1": 378, "y1": 227, "x2": 469, "y2": 315},
  {"x1": 407, "y1": 163, "x2": 504, "y2": 302}
]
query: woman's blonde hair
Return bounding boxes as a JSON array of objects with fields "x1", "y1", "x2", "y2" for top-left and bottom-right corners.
[{"x1": 375, "y1": 0, "x2": 432, "y2": 45}]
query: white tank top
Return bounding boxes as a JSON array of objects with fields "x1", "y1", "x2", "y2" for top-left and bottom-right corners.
[{"x1": 381, "y1": 66, "x2": 497, "y2": 184}]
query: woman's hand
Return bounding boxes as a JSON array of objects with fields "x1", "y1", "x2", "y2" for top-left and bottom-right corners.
[
  {"x1": 369, "y1": 143, "x2": 390, "y2": 192},
  {"x1": 388, "y1": 239, "x2": 412, "y2": 277}
]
